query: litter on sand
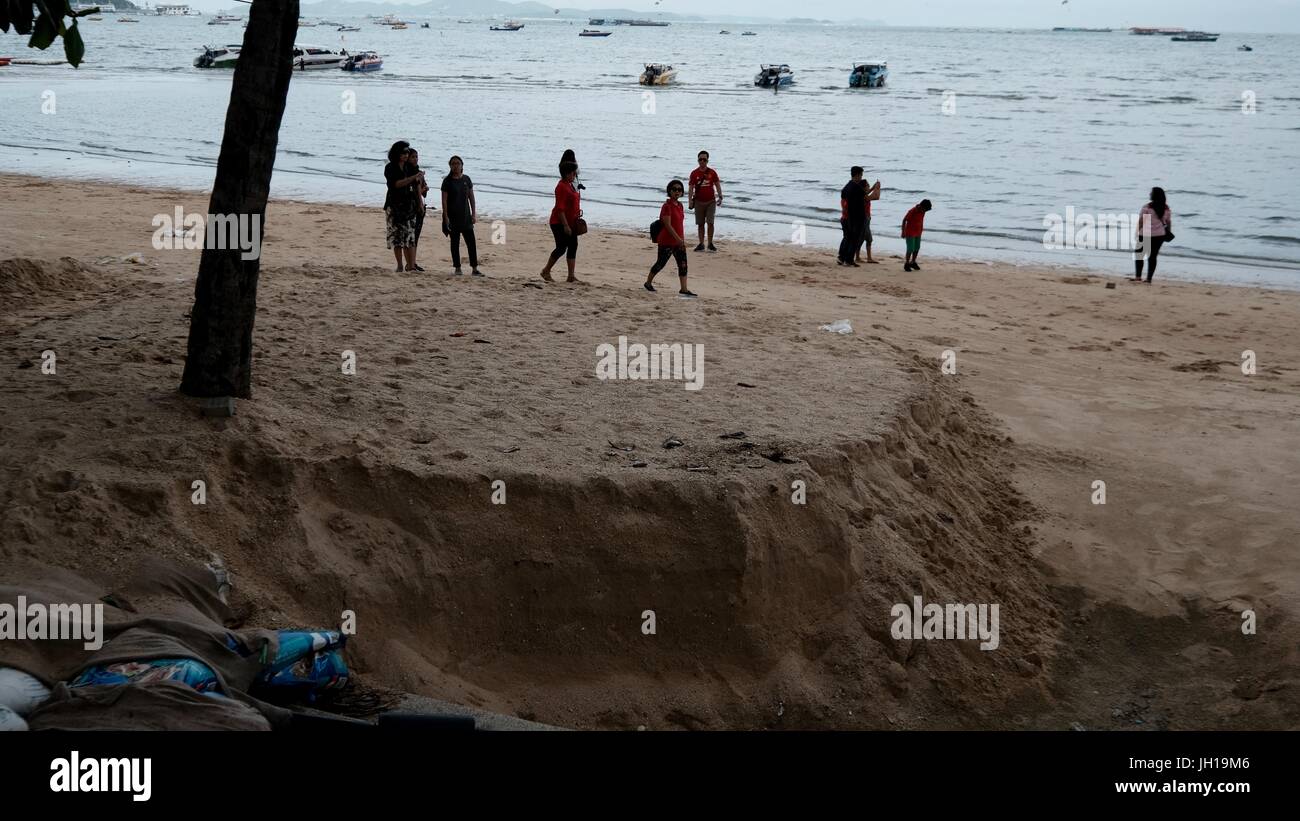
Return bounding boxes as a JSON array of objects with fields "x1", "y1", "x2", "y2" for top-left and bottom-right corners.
[{"x1": 819, "y1": 319, "x2": 853, "y2": 334}]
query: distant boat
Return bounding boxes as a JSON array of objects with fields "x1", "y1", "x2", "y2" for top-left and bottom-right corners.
[
  {"x1": 457, "y1": 19, "x2": 473, "y2": 24},
  {"x1": 298, "y1": 19, "x2": 317, "y2": 27},
  {"x1": 212, "y1": 13, "x2": 242, "y2": 23},
  {"x1": 338, "y1": 25, "x2": 361, "y2": 32},
  {"x1": 1052, "y1": 27, "x2": 1113, "y2": 32},
  {"x1": 580, "y1": 29, "x2": 612, "y2": 37},
  {"x1": 741, "y1": 31, "x2": 757, "y2": 36},
  {"x1": 1238, "y1": 44, "x2": 1253, "y2": 51},
  {"x1": 117, "y1": 16, "x2": 139, "y2": 23},
  {"x1": 848, "y1": 61, "x2": 888, "y2": 88},
  {"x1": 490, "y1": 21, "x2": 525, "y2": 31},
  {"x1": 639, "y1": 63, "x2": 677, "y2": 85},
  {"x1": 341, "y1": 50, "x2": 383, "y2": 72},
  {"x1": 589, "y1": 18, "x2": 607, "y2": 25},
  {"x1": 754, "y1": 64, "x2": 793, "y2": 87},
  {"x1": 206, "y1": 18, "x2": 227, "y2": 25},
  {"x1": 421, "y1": 22, "x2": 430, "y2": 28},
  {"x1": 1171, "y1": 31, "x2": 1219, "y2": 41},
  {"x1": 1130, "y1": 26, "x2": 1185, "y2": 35},
  {"x1": 719, "y1": 30, "x2": 731, "y2": 34},
  {"x1": 390, "y1": 22, "x2": 407, "y2": 30}
]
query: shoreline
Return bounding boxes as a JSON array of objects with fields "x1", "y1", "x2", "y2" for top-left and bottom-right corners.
[{"x1": 2, "y1": 169, "x2": 1296, "y2": 294}]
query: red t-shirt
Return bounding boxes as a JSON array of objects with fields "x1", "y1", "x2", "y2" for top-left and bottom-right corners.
[
  {"x1": 689, "y1": 167, "x2": 720, "y2": 203},
  {"x1": 550, "y1": 181, "x2": 581, "y2": 225},
  {"x1": 902, "y1": 206, "x2": 926, "y2": 238},
  {"x1": 657, "y1": 199, "x2": 685, "y2": 246}
]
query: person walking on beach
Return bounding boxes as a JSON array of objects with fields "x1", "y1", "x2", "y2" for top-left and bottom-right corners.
[
  {"x1": 644, "y1": 179, "x2": 696, "y2": 298},
  {"x1": 541, "y1": 160, "x2": 583, "y2": 283},
  {"x1": 837, "y1": 167, "x2": 867, "y2": 266},
  {"x1": 384, "y1": 141, "x2": 424, "y2": 272},
  {"x1": 688, "y1": 150, "x2": 723, "y2": 252},
  {"x1": 1134, "y1": 187, "x2": 1172, "y2": 284},
  {"x1": 441, "y1": 155, "x2": 482, "y2": 276},
  {"x1": 855, "y1": 176, "x2": 882, "y2": 264},
  {"x1": 902, "y1": 199, "x2": 932, "y2": 271},
  {"x1": 408, "y1": 148, "x2": 429, "y2": 272}
]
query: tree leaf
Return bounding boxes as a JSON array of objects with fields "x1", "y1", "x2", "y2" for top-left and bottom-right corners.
[
  {"x1": 63, "y1": 20, "x2": 83, "y2": 67},
  {"x1": 28, "y1": 10, "x2": 56, "y2": 50}
]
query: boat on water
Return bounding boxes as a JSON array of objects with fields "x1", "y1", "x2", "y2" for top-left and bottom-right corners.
[
  {"x1": 741, "y1": 31, "x2": 757, "y2": 36},
  {"x1": 194, "y1": 44, "x2": 241, "y2": 69},
  {"x1": 421, "y1": 22, "x2": 430, "y2": 28},
  {"x1": 1238, "y1": 44, "x2": 1253, "y2": 51},
  {"x1": 341, "y1": 50, "x2": 383, "y2": 72},
  {"x1": 212, "y1": 13, "x2": 242, "y2": 24},
  {"x1": 719, "y1": 30, "x2": 731, "y2": 34},
  {"x1": 1052, "y1": 27, "x2": 1113, "y2": 32},
  {"x1": 589, "y1": 18, "x2": 606, "y2": 25},
  {"x1": 754, "y1": 64, "x2": 794, "y2": 87},
  {"x1": 391, "y1": 23, "x2": 408, "y2": 30},
  {"x1": 457, "y1": 19, "x2": 473, "y2": 24},
  {"x1": 848, "y1": 61, "x2": 888, "y2": 88},
  {"x1": 206, "y1": 18, "x2": 228, "y2": 25},
  {"x1": 298, "y1": 19, "x2": 318, "y2": 28},
  {"x1": 1171, "y1": 31, "x2": 1219, "y2": 41},
  {"x1": 338, "y1": 25, "x2": 361, "y2": 32},
  {"x1": 580, "y1": 29, "x2": 612, "y2": 37},
  {"x1": 490, "y1": 21, "x2": 525, "y2": 31},
  {"x1": 117, "y1": 16, "x2": 139, "y2": 23},
  {"x1": 1131, "y1": 26, "x2": 1185, "y2": 35},
  {"x1": 292, "y1": 44, "x2": 345, "y2": 70},
  {"x1": 639, "y1": 63, "x2": 677, "y2": 85}
]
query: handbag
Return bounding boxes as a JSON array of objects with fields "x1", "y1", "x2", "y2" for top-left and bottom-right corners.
[{"x1": 574, "y1": 218, "x2": 588, "y2": 236}]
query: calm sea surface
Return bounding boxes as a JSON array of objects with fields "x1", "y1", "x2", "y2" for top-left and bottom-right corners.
[{"x1": 2, "y1": 17, "x2": 1298, "y2": 285}]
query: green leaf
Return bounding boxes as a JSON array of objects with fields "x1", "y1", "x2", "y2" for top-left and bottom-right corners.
[
  {"x1": 63, "y1": 21, "x2": 84, "y2": 67},
  {"x1": 28, "y1": 11, "x2": 56, "y2": 50}
]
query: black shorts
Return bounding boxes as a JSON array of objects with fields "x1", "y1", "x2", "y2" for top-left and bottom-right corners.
[{"x1": 550, "y1": 223, "x2": 578, "y2": 260}]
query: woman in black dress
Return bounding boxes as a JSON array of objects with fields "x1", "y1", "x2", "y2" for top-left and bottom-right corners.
[{"x1": 441, "y1": 155, "x2": 482, "y2": 276}]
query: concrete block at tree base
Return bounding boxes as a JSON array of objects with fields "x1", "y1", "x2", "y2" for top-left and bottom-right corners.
[{"x1": 200, "y1": 396, "x2": 236, "y2": 417}]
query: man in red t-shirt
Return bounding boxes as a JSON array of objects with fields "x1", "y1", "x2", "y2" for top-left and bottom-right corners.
[
  {"x1": 645, "y1": 179, "x2": 696, "y2": 297},
  {"x1": 688, "y1": 150, "x2": 723, "y2": 253}
]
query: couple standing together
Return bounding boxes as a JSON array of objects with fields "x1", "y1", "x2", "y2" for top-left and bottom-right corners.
[
  {"x1": 383, "y1": 140, "x2": 483, "y2": 276},
  {"x1": 837, "y1": 166, "x2": 881, "y2": 266}
]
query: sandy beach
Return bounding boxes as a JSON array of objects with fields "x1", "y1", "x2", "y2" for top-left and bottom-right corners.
[{"x1": 2, "y1": 173, "x2": 1297, "y2": 729}]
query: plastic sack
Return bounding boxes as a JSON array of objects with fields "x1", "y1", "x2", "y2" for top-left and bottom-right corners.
[
  {"x1": 0, "y1": 667, "x2": 50, "y2": 715},
  {"x1": 254, "y1": 630, "x2": 348, "y2": 701},
  {"x1": 819, "y1": 319, "x2": 853, "y2": 334},
  {"x1": 70, "y1": 658, "x2": 223, "y2": 695}
]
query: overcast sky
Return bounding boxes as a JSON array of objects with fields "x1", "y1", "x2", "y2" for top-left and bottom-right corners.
[{"x1": 185, "y1": 1, "x2": 1300, "y2": 33}]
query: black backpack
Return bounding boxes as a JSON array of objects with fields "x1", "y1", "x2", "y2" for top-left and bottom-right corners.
[{"x1": 649, "y1": 219, "x2": 662, "y2": 242}]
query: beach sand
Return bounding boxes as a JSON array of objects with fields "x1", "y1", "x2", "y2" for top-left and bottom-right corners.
[{"x1": 2, "y1": 173, "x2": 1297, "y2": 729}]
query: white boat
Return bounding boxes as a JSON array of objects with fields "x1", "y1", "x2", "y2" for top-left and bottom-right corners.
[
  {"x1": 211, "y1": 13, "x2": 242, "y2": 24},
  {"x1": 490, "y1": 20, "x2": 525, "y2": 31},
  {"x1": 206, "y1": 18, "x2": 228, "y2": 25},
  {"x1": 338, "y1": 25, "x2": 361, "y2": 32},
  {"x1": 1171, "y1": 31, "x2": 1220, "y2": 41},
  {"x1": 390, "y1": 22, "x2": 408, "y2": 30},
  {"x1": 292, "y1": 44, "x2": 344, "y2": 70},
  {"x1": 117, "y1": 16, "x2": 139, "y2": 23},
  {"x1": 639, "y1": 63, "x2": 677, "y2": 85},
  {"x1": 579, "y1": 29, "x2": 612, "y2": 37},
  {"x1": 194, "y1": 44, "x2": 241, "y2": 69},
  {"x1": 754, "y1": 64, "x2": 794, "y2": 87},
  {"x1": 341, "y1": 50, "x2": 383, "y2": 72},
  {"x1": 374, "y1": 14, "x2": 401, "y2": 26}
]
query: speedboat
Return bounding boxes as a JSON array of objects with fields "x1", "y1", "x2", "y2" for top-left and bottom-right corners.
[
  {"x1": 206, "y1": 18, "x2": 228, "y2": 25},
  {"x1": 754, "y1": 64, "x2": 793, "y2": 87},
  {"x1": 1238, "y1": 44, "x2": 1253, "y2": 51},
  {"x1": 390, "y1": 22, "x2": 407, "y2": 30},
  {"x1": 1171, "y1": 31, "x2": 1219, "y2": 41},
  {"x1": 292, "y1": 44, "x2": 344, "y2": 70},
  {"x1": 338, "y1": 25, "x2": 361, "y2": 32},
  {"x1": 580, "y1": 29, "x2": 612, "y2": 37},
  {"x1": 211, "y1": 13, "x2": 241, "y2": 23},
  {"x1": 719, "y1": 30, "x2": 731, "y2": 34},
  {"x1": 639, "y1": 63, "x2": 677, "y2": 85},
  {"x1": 341, "y1": 50, "x2": 383, "y2": 72},
  {"x1": 490, "y1": 21, "x2": 524, "y2": 31},
  {"x1": 194, "y1": 44, "x2": 241, "y2": 68},
  {"x1": 848, "y1": 61, "x2": 888, "y2": 88}
]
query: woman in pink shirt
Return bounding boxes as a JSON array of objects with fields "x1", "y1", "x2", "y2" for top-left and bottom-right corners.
[{"x1": 1135, "y1": 187, "x2": 1172, "y2": 283}]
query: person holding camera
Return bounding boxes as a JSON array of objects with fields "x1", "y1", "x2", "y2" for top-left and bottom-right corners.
[{"x1": 383, "y1": 140, "x2": 424, "y2": 272}]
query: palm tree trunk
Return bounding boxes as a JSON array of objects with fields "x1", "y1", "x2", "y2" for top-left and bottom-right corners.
[{"x1": 180, "y1": 1, "x2": 299, "y2": 398}]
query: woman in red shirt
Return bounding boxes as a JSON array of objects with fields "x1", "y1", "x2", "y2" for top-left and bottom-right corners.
[
  {"x1": 644, "y1": 179, "x2": 696, "y2": 298},
  {"x1": 541, "y1": 160, "x2": 582, "y2": 283},
  {"x1": 901, "y1": 198, "x2": 932, "y2": 271}
]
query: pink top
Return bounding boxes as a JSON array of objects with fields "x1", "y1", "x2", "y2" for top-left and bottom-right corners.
[{"x1": 1139, "y1": 205, "x2": 1171, "y2": 236}]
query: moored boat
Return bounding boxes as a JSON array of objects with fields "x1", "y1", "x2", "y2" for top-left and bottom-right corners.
[
  {"x1": 1238, "y1": 44, "x2": 1253, "y2": 51},
  {"x1": 580, "y1": 29, "x2": 612, "y2": 37},
  {"x1": 194, "y1": 44, "x2": 241, "y2": 69},
  {"x1": 639, "y1": 63, "x2": 677, "y2": 85},
  {"x1": 338, "y1": 25, "x2": 361, "y2": 32},
  {"x1": 490, "y1": 20, "x2": 525, "y2": 31},
  {"x1": 848, "y1": 61, "x2": 888, "y2": 88},
  {"x1": 1171, "y1": 31, "x2": 1219, "y2": 41},
  {"x1": 754, "y1": 64, "x2": 793, "y2": 87},
  {"x1": 341, "y1": 50, "x2": 383, "y2": 72},
  {"x1": 292, "y1": 44, "x2": 345, "y2": 70}
]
